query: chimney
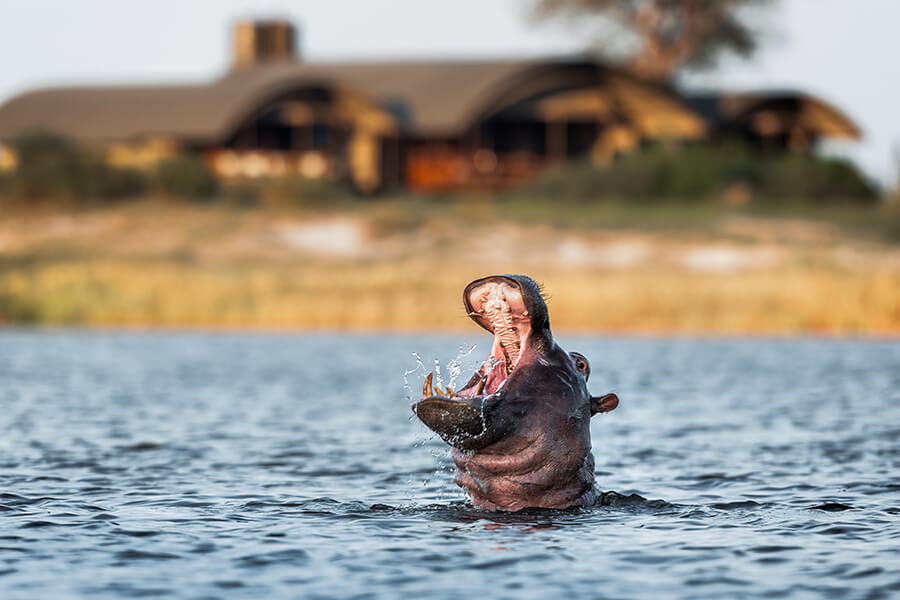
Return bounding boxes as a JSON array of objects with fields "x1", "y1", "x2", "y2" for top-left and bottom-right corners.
[{"x1": 233, "y1": 20, "x2": 298, "y2": 69}]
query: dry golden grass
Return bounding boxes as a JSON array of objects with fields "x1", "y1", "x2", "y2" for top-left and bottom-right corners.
[
  {"x1": 1, "y1": 201, "x2": 898, "y2": 334},
  {"x1": 2, "y1": 261, "x2": 899, "y2": 335}
]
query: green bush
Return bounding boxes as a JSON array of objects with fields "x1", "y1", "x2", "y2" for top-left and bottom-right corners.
[
  {"x1": 86, "y1": 163, "x2": 147, "y2": 198},
  {"x1": 756, "y1": 154, "x2": 876, "y2": 202},
  {"x1": 5, "y1": 131, "x2": 148, "y2": 202},
  {"x1": 510, "y1": 144, "x2": 739, "y2": 202},
  {"x1": 8, "y1": 131, "x2": 90, "y2": 200},
  {"x1": 511, "y1": 141, "x2": 877, "y2": 204},
  {"x1": 152, "y1": 154, "x2": 218, "y2": 200}
]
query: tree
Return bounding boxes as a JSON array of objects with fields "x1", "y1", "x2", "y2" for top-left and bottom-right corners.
[{"x1": 534, "y1": 0, "x2": 773, "y2": 81}]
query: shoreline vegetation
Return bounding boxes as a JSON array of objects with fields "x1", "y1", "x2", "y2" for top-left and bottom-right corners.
[
  {"x1": 1, "y1": 193, "x2": 899, "y2": 335},
  {"x1": 1, "y1": 133, "x2": 898, "y2": 334}
]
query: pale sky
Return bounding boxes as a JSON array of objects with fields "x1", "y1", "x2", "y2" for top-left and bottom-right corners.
[{"x1": 0, "y1": 0, "x2": 897, "y2": 187}]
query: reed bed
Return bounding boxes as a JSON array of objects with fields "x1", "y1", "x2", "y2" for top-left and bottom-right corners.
[
  {"x1": 2, "y1": 260, "x2": 898, "y2": 334},
  {"x1": 1, "y1": 201, "x2": 898, "y2": 334}
]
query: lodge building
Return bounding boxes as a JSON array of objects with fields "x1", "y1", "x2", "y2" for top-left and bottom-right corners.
[{"x1": 0, "y1": 21, "x2": 861, "y2": 193}]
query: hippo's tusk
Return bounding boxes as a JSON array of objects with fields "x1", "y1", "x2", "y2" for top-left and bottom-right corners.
[
  {"x1": 475, "y1": 376, "x2": 486, "y2": 396},
  {"x1": 423, "y1": 372, "x2": 434, "y2": 398}
]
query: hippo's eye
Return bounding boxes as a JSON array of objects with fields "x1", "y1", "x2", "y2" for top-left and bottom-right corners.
[{"x1": 570, "y1": 352, "x2": 590, "y2": 381}]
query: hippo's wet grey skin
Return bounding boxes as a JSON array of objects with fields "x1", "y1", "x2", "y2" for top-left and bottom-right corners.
[{"x1": 413, "y1": 274, "x2": 619, "y2": 512}]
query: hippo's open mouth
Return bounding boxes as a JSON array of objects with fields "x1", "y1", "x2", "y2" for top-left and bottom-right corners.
[
  {"x1": 428, "y1": 276, "x2": 531, "y2": 400},
  {"x1": 413, "y1": 276, "x2": 537, "y2": 448}
]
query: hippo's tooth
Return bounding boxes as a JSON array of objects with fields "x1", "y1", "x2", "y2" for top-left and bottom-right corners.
[
  {"x1": 475, "y1": 377, "x2": 486, "y2": 395},
  {"x1": 423, "y1": 372, "x2": 434, "y2": 397},
  {"x1": 446, "y1": 386, "x2": 456, "y2": 398}
]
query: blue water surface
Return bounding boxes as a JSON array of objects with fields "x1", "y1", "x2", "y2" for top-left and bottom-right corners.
[{"x1": 0, "y1": 331, "x2": 898, "y2": 599}]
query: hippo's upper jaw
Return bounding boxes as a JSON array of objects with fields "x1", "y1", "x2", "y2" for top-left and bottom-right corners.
[
  {"x1": 412, "y1": 275, "x2": 620, "y2": 511},
  {"x1": 413, "y1": 275, "x2": 548, "y2": 451}
]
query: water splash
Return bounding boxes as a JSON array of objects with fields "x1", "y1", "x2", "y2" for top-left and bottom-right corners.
[
  {"x1": 402, "y1": 352, "x2": 428, "y2": 402},
  {"x1": 433, "y1": 358, "x2": 443, "y2": 390},
  {"x1": 446, "y1": 344, "x2": 477, "y2": 389},
  {"x1": 403, "y1": 344, "x2": 478, "y2": 401},
  {"x1": 405, "y1": 344, "x2": 479, "y2": 505}
]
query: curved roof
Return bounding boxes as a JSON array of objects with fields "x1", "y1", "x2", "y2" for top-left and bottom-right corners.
[
  {"x1": 0, "y1": 59, "x2": 699, "y2": 144},
  {"x1": 0, "y1": 71, "x2": 354, "y2": 144},
  {"x1": 686, "y1": 91, "x2": 861, "y2": 140}
]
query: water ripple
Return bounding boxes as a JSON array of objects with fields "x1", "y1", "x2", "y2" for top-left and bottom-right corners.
[{"x1": 0, "y1": 332, "x2": 897, "y2": 599}]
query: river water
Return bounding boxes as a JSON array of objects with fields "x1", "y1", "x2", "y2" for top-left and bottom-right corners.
[{"x1": 1, "y1": 331, "x2": 898, "y2": 599}]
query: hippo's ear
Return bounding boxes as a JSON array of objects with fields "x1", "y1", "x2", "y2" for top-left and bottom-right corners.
[{"x1": 590, "y1": 393, "x2": 619, "y2": 415}]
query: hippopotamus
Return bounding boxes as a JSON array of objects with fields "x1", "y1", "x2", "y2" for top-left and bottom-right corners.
[{"x1": 412, "y1": 274, "x2": 619, "y2": 512}]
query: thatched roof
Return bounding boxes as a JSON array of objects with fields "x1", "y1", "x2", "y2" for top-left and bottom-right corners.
[
  {"x1": 0, "y1": 59, "x2": 701, "y2": 144},
  {"x1": 684, "y1": 91, "x2": 861, "y2": 140}
]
